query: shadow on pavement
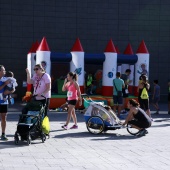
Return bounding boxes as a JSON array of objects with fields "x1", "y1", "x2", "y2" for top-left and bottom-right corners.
[
  {"x1": 53, "y1": 131, "x2": 138, "y2": 140},
  {"x1": 53, "y1": 131, "x2": 104, "y2": 138},
  {"x1": 0, "y1": 140, "x2": 26, "y2": 149},
  {"x1": 153, "y1": 118, "x2": 170, "y2": 122},
  {"x1": 91, "y1": 135, "x2": 140, "y2": 141},
  {"x1": 0, "y1": 138, "x2": 48, "y2": 149},
  {"x1": 151, "y1": 124, "x2": 170, "y2": 128}
]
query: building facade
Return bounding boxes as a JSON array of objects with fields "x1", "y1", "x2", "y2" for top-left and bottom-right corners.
[{"x1": 0, "y1": 0, "x2": 170, "y2": 100}]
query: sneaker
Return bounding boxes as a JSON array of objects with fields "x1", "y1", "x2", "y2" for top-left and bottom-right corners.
[
  {"x1": 137, "y1": 129, "x2": 147, "y2": 137},
  {"x1": 70, "y1": 125, "x2": 78, "y2": 129},
  {"x1": 61, "y1": 125, "x2": 68, "y2": 130},
  {"x1": 1, "y1": 134, "x2": 8, "y2": 141},
  {"x1": 145, "y1": 129, "x2": 148, "y2": 134}
]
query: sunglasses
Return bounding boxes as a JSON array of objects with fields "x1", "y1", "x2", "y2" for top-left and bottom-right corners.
[{"x1": 34, "y1": 68, "x2": 39, "y2": 71}]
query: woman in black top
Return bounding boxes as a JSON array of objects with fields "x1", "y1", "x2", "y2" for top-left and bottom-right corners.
[
  {"x1": 138, "y1": 75, "x2": 151, "y2": 118},
  {"x1": 122, "y1": 99, "x2": 152, "y2": 136}
]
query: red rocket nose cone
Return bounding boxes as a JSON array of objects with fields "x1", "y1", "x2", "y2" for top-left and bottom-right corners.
[
  {"x1": 124, "y1": 43, "x2": 134, "y2": 55},
  {"x1": 104, "y1": 39, "x2": 116, "y2": 53},
  {"x1": 37, "y1": 37, "x2": 50, "y2": 51},
  {"x1": 71, "y1": 38, "x2": 84, "y2": 52},
  {"x1": 136, "y1": 40, "x2": 149, "y2": 53}
]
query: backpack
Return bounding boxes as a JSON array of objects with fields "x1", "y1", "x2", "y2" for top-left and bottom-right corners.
[{"x1": 140, "y1": 87, "x2": 149, "y2": 99}]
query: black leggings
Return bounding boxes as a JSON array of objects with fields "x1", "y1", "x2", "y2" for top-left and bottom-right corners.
[
  {"x1": 138, "y1": 98, "x2": 149, "y2": 110},
  {"x1": 129, "y1": 119, "x2": 151, "y2": 129}
]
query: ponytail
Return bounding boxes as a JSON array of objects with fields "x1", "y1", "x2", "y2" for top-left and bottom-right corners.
[
  {"x1": 68, "y1": 72, "x2": 78, "y2": 81},
  {"x1": 73, "y1": 73, "x2": 78, "y2": 81}
]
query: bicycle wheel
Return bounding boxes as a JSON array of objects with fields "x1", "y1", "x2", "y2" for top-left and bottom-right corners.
[
  {"x1": 126, "y1": 123, "x2": 140, "y2": 135},
  {"x1": 86, "y1": 116, "x2": 105, "y2": 134}
]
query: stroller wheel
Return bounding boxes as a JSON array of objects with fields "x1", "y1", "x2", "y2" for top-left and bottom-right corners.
[
  {"x1": 87, "y1": 116, "x2": 105, "y2": 134},
  {"x1": 46, "y1": 134, "x2": 50, "y2": 139},
  {"x1": 14, "y1": 133, "x2": 19, "y2": 145},
  {"x1": 27, "y1": 135, "x2": 31, "y2": 145},
  {"x1": 41, "y1": 133, "x2": 46, "y2": 143},
  {"x1": 126, "y1": 123, "x2": 140, "y2": 136}
]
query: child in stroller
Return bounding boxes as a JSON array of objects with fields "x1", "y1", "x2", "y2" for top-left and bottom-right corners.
[{"x1": 14, "y1": 98, "x2": 50, "y2": 145}]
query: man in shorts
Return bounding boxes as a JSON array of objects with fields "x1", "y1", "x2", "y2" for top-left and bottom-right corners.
[
  {"x1": 113, "y1": 72, "x2": 125, "y2": 118},
  {"x1": 0, "y1": 65, "x2": 14, "y2": 140}
]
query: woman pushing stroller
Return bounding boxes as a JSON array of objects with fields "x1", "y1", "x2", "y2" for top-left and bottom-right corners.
[
  {"x1": 122, "y1": 99, "x2": 152, "y2": 136},
  {"x1": 26, "y1": 64, "x2": 51, "y2": 116}
]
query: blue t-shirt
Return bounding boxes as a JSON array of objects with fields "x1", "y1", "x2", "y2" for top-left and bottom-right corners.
[
  {"x1": 113, "y1": 78, "x2": 125, "y2": 95},
  {"x1": 0, "y1": 77, "x2": 8, "y2": 104}
]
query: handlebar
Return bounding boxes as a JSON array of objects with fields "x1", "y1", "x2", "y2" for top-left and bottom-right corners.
[
  {"x1": 33, "y1": 95, "x2": 46, "y2": 99},
  {"x1": 81, "y1": 93, "x2": 93, "y2": 103}
]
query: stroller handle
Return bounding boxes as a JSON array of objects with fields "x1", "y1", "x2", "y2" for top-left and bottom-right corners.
[
  {"x1": 33, "y1": 94, "x2": 47, "y2": 100},
  {"x1": 81, "y1": 93, "x2": 93, "y2": 103}
]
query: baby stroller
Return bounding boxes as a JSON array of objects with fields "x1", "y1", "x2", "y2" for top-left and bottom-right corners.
[
  {"x1": 82, "y1": 94, "x2": 141, "y2": 135},
  {"x1": 82, "y1": 94, "x2": 122, "y2": 134},
  {"x1": 14, "y1": 96, "x2": 50, "y2": 145}
]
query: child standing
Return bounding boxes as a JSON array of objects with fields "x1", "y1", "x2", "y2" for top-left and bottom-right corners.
[{"x1": 152, "y1": 80, "x2": 160, "y2": 114}]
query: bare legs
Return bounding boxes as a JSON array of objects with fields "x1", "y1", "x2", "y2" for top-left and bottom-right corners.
[
  {"x1": 113, "y1": 105, "x2": 122, "y2": 116},
  {"x1": 65, "y1": 105, "x2": 77, "y2": 126},
  {"x1": 1, "y1": 113, "x2": 7, "y2": 134}
]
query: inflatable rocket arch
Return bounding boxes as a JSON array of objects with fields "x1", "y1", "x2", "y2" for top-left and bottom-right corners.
[{"x1": 26, "y1": 37, "x2": 149, "y2": 97}]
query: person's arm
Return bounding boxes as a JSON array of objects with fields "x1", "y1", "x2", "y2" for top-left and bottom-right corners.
[
  {"x1": 146, "y1": 83, "x2": 150, "y2": 90},
  {"x1": 0, "y1": 80, "x2": 10, "y2": 90},
  {"x1": 122, "y1": 80, "x2": 125, "y2": 89},
  {"x1": 137, "y1": 83, "x2": 141, "y2": 93},
  {"x1": 122, "y1": 109, "x2": 134, "y2": 125},
  {"x1": 26, "y1": 68, "x2": 33, "y2": 84},
  {"x1": 74, "y1": 81, "x2": 82, "y2": 106},
  {"x1": 62, "y1": 78, "x2": 68, "y2": 92},
  {"x1": 124, "y1": 79, "x2": 129, "y2": 86},
  {"x1": 3, "y1": 88, "x2": 15, "y2": 95}
]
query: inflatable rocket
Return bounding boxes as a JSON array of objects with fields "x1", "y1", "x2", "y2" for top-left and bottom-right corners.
[
  {"x1": 70, "y1": 38, "x2": 85, "y2": 93},
  {"x1": 102, "y1": 39, "x2": 117, "y2": 96}
]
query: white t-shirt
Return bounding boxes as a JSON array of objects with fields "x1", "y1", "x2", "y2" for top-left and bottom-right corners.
[{"x1": 1, "y1": 77, "x2": 18, "y2": 89}]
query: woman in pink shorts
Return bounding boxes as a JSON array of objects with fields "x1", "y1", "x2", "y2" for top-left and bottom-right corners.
[{"x1": 62, "y1": 72, "x2": 82, "y2": 130}]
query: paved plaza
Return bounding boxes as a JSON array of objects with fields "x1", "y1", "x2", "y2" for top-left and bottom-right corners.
[{"x1": 0, "y1": 102, "x2": 170, "y2": 170}]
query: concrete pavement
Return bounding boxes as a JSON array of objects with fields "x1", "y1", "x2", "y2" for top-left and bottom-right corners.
[{"x1": 0, "y1": 102, "x2": 170, "y2": 170}]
